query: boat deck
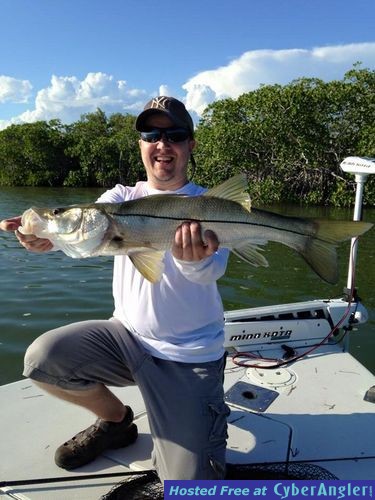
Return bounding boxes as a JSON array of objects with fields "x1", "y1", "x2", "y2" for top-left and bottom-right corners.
[{"x1": 1, "y1": 341, "x2": 375, "y2": 499}]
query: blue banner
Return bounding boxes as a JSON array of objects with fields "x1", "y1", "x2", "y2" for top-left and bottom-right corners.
[{"x1": 164, "y1": 480, "x2": 374, "y2": 499}]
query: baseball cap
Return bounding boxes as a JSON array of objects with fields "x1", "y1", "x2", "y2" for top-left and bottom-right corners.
[{"x1": 135, "y1": 96, "x2": 194, "y2": 137}]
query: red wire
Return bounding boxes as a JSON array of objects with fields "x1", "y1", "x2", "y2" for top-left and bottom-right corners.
[{"x1": 231, "y1": 239, "x2": 358, "y2": 369}]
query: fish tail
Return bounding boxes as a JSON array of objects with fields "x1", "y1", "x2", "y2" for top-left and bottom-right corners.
[
  {"x1": 299, "y1": 220, "x2": 372, "y2": 284},
  {"x1": 313, "y1": 220, "x2": 372, "y2": 244}
]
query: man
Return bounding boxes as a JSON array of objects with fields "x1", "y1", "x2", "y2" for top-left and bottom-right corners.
[{"x1": 0, "y1": 97, "x2": 230, "y2": 481}]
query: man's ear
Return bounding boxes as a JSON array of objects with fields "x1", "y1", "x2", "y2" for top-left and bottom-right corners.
[{"x1": 189, "y1": 139, "x2": 196, "y2": 152}]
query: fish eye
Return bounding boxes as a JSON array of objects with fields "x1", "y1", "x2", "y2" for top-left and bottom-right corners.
[
  {"x1": 52, "y1": 208, "x2": 65, "y2": 216},
  {"x1": 47, "y1": 207, "x2": 83, "y2": 234}
]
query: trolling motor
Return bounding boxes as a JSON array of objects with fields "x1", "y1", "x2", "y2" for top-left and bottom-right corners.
[
  {"x1": 224, "y1": 156, "x2": 374, "y2": 356},
  {"x1": 340, "y1": 156, "x2": 375, "y2": 298}
]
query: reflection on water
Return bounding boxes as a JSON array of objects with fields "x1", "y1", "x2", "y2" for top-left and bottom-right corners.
[{"x1": 0, "y1": 186, "x2": 374, "y2": 384}]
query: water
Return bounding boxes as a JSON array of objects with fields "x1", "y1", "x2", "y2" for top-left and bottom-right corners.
[{"x1": 1, "y1": 187, "x2": 374, "y2": 385}]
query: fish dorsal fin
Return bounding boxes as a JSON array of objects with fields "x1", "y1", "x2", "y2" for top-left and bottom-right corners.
[
  {"x1": 204, "y1": 174, "x2": 251, "y2": 212},
  {"x1": 128, "y1": 249, "x2": 165, "y2": 283}
]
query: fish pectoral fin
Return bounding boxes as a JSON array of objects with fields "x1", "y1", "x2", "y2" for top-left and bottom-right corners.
[
  {"x1": 128, "y1": 250, "x2": 165, "y2": 283},
  {"x1": 232, "y1": 243, "x2": 269, "y2": 268},
  {"x1": 204, "y1": 174, "x2": 251, "y2": 212}
]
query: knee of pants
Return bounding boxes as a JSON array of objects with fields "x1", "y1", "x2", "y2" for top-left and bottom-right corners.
[{"x1": 24, "y1": 331, "x2": 61, "y2": 372}]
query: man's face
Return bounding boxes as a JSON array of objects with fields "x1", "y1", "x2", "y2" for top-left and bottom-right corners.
[{"x1": 139, "y1": 114, "x2": 195, "y2": 190}]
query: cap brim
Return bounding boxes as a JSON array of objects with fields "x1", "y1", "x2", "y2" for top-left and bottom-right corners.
[{"x1": 135, "y1": 109, "x2": 189, "y2": 132}]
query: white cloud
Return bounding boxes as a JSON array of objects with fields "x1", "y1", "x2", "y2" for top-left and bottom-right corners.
[
  {"x1": 1, "y1": 42, "x2": 374, "y2": 130},
  {"x1": 184, "y1": 84, "x2": 217, "y2": 116},
  {"x1": 2, "y1": 72, "x2": 148, "y2": 128},
  {"x1": 183, "y1": 42, "x2": 375, "y2": 116},
  {"x1": 158, "y1": 84, "x2": 172, "y2": 96},
  {"x1": 0, "y1": 76, "x2": 32, "y2": 103}
]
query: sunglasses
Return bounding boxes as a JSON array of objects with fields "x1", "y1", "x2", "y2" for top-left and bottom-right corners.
[{"x1": 140, "y1": 127, "x2": 191, "y2": 143}]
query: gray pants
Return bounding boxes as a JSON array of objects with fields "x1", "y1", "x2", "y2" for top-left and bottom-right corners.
[{"x1": 23, "y1": 319, "x2": 229, "y2": 481}]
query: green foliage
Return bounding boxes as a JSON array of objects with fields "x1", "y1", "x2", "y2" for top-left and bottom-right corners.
[
  {"x1": 0, "y1": 120, "x2": 70, "y2": 186},
  {"x1": 0, "y1": 66, "x2": 374, "y2": 206},
  {"x1": 0, "y1": 109, "x2": 143, "y2": 188},
  {"x1": 194, "y1": 65, "x2": 375, "y2": 206},
  {"x1": 63, "y1": 110, "x2": 143, "y2": 187}
]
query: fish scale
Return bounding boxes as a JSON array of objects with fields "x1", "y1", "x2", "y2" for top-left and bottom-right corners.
[{"x1": 19, "y1": 174, "x2": 372, "y2": 284}]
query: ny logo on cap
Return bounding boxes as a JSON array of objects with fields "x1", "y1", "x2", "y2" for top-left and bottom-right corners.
[{"x1": 150, "y1": 96, "x2": 169, "y2": 109}]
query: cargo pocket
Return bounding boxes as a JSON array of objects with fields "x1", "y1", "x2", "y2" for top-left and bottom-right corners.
[
  {"x1": 206, "y1": 401, "x2": 230, "y2": 478},
  {"x1": 209, "y1": 401, "x2": 230, "y2": 442}
]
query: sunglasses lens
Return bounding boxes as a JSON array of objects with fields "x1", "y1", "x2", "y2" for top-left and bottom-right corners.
[
  {"x1": 141, "y1": 128, "x2": 190, "y2": 143},
  {"x1": 140, "y1": 131, "x2": 161, "y2": 143},
  {"x1": 166, "y1": 129, "x2": 190, "y2": 142}
]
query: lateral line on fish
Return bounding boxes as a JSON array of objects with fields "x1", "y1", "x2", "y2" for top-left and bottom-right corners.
[{"x1": 111, "y1": 212, "x2": 318, "y2": 239}]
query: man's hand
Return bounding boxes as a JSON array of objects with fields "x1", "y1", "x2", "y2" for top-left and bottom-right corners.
[
  {"x1": 0, "y1": 216, "x2": 53, "y2": 253},
  {"x1": 172, "y1": 221, "x2": 219, "y2": 261},
  {"x1": 0, "y1": 216, "x2": 22, "y2": 232}
]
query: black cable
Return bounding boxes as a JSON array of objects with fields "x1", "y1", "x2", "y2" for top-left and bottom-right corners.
[{"x1": 0, "y1": 469, "x2": 156, "y2": 488}]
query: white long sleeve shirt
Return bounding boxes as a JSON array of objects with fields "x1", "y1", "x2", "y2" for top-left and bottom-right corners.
[{"x1": 97, "y1": 181, "x2": 229, "y2": 363}]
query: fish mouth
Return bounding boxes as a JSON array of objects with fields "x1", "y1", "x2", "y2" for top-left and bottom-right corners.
[
  {"x1": 20, "y1": 206, "x2": 83, "y2": 236},
  {"x1": 19, "y1": 208, "x2": 49, "y2": 236}
]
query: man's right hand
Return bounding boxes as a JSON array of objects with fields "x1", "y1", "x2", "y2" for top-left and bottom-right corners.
[
  {"x1": 0, "y1": 216, "x2": 22, "y2": 231},
  {"x1": 0, "y1": 216, "x2": 53, "y2": 253}
]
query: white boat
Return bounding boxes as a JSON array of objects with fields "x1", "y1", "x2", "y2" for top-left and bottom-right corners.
[{"x1": 1, "y1": 157, "x2": 374, "y2": 499}]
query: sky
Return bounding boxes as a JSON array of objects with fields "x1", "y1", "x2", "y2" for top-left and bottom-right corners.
[{"x1": 1, "y1": 0, "x2": 374, "y2": 129}]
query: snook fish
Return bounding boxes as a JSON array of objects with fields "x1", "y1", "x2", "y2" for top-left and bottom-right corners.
[{"x1": 19, "y1": 174, "x2": 372, "y2": 283}]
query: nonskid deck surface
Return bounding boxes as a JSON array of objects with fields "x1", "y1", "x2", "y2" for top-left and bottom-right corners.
[
  {"x1": 1, "y1": 344, "x2": 375, "y2": 499},
  {"x1": 0, "y1": 382, "x2": 152, "y2": 500},
  {"x1": 224, "y1": 346, "x2": 375, "y2": 476}
]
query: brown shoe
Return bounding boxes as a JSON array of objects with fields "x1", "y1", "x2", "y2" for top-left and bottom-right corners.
[{"x1": 55, "y1": 406, "x2": 138, "y2": 470}]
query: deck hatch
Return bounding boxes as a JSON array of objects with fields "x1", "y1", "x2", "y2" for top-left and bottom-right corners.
[{"x1": 224, "y1": 381, "x2": 279, "y2": 412}]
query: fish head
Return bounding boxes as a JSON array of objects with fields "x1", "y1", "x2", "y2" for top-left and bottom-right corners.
[
  {"x1": 21, "y1": 206, "x2": 84, "y2": 237},
  {"x1": 20, "y1": 205, "x2": 110, "y2": 257}
]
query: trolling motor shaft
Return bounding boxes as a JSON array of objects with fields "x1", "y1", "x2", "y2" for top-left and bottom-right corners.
[{"x1": 340, "y1": 156, "x2": 375, "y2": 295}]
